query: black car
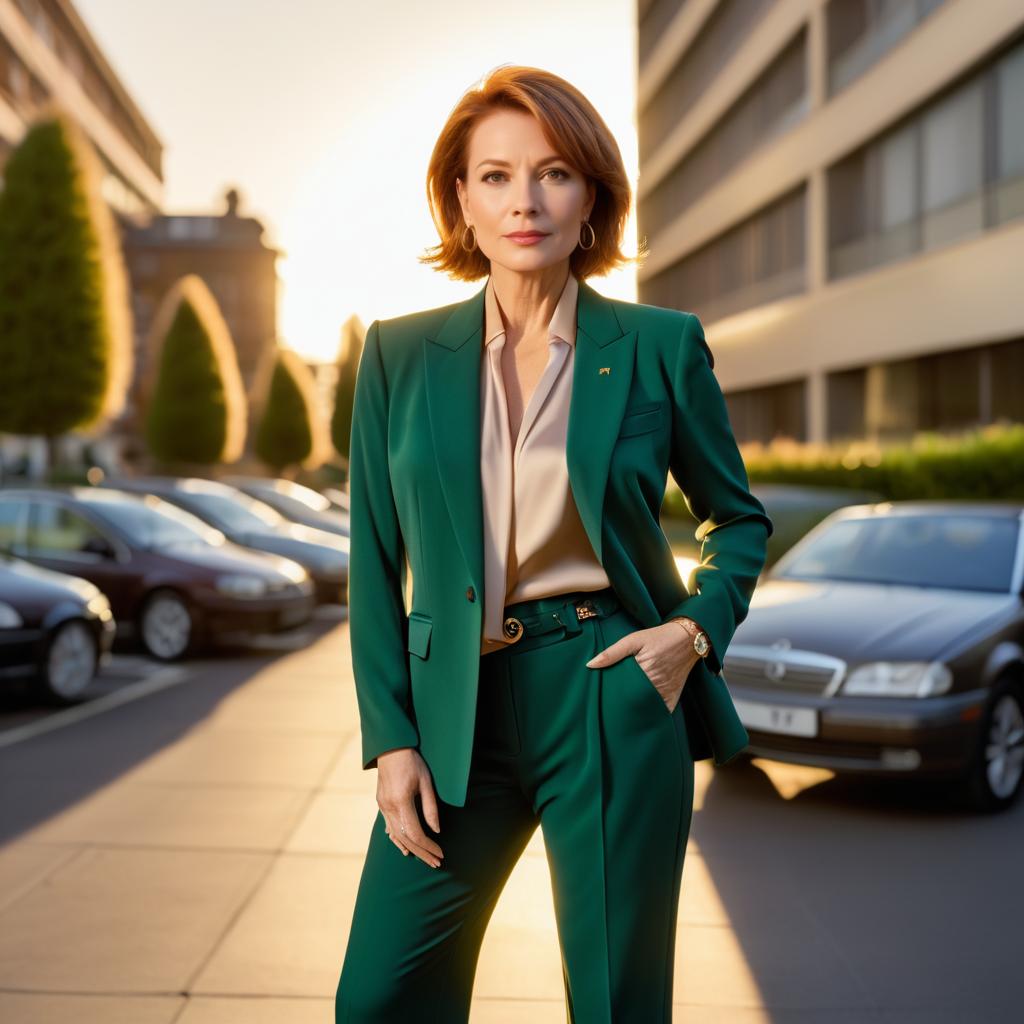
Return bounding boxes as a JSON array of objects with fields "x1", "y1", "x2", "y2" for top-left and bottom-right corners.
[
  {"x1": 102, "y1": 476, "x2": 348, "y2": 604},
  {"x1": 0, "y1": 486, "x2": 315, "y2": 662},
  {"x1": 0, "y1": 553, "x2": 115, "y2": 702},
  {"x1": 722, "y1": 501, "x2": 1024, "y2": 811}
]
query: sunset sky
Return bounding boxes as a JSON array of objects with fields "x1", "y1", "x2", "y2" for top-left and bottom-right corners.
[{"x1": 76, "y1": 0, "x2": 640, "y2": 363}]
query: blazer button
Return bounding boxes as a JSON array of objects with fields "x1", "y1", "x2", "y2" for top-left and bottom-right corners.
[{"x1": 466, "y1": 586, "x2": 476, "y2": 602}]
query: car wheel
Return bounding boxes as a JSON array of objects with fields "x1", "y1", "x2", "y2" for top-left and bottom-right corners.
[
  {"x1": 139, "y1": 588, "x2": 195, "y2": 661},
  {"x1": 37, "y1": 619, "x2": 98, "y2": 704},
  {"x1": 962, "y1": 677, "x2": 1024, "y2": 813}
]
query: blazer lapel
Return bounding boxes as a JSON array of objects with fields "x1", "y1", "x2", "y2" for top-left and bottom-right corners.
[{"x1": 422, "y1": 277, "x2": 638, "y2": 602}]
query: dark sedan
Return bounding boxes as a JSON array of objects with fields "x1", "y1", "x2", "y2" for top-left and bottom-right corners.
[
  {"x1": 0, "y1": 553, "x2": 115, "y2": 702},
  {"x1": 722, "y1": 501, "x2": 1024, "y2": 811},
  {"x1": 101, "y1": 476, "x2": 348, "y2": 604},
  {"x1": 0, "y1": 487, "x2": 315, "y2": 661}
]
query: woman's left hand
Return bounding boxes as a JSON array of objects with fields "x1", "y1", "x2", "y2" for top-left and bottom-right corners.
[{"x1": 585, "y1": 620, "x2": 701, "y2": 713}]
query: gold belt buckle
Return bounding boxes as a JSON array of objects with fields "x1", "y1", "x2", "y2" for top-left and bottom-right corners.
[
  {"x1": 502, "y1": 616, "x2": 525, "y2": 643},
  {"x1": 575, "y1": 600, "x2": 598, "y2": 620}
]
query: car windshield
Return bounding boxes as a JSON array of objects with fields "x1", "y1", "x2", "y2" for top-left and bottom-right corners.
[
  {"x1": 81, "y1": 495, "x2": 220, "y2": 548},
  {"x1": 183, "y1": 490, "x2": 283, "y2": 532},
  {"x1": 774, "y1": 514, "x2": 1019, "y2": 594},
  {"x1": 256, "y1": 480, "x2": 331, "y2": 512}
]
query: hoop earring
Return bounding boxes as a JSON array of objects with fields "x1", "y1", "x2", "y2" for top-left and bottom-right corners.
[
  {"x1": 579, "y1": 219, "x2": 596, "y2": 251},
  {"x1": 460, "y1": 225, "x2": 478, "y2": 252}
]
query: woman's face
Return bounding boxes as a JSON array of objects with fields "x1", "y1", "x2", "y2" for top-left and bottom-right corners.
[{"x1": 456, "y1": 108, "x2": 595, "y2": 274}]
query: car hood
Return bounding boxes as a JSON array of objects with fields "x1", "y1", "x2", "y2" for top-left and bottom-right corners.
[
  {"x1": 0, "y1": 556, "x2": 101, "y2": 603},
  {"x1": 736, "y1": 577, "x2": 1018, "y2": 662},
  {"x1": 158, "y1": 540, "x2": 300, "y2": 581},
  {"x1": 234, "y1": 531, "x2": 347, "y2": 570}
]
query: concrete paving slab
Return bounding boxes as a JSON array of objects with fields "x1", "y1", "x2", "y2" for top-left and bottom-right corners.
[
  {"x1": 0, "y1": 846, "x2": 269, "y2": 992},
  {"x1": 26, "y1": 779, "x2": 310, "y2": 851},
  {"x1": 0, "y1": 993, "x2": 183, "y2": 1022},
  {"x1": 190, "y1": 852, "x2": 354, "y2": 998},
  {"x1": 130, "y1": 729, "x2": 339, "y2": 788},
  {"x1": 0, "y1": 840, "x2": 79, "y2": 914}
]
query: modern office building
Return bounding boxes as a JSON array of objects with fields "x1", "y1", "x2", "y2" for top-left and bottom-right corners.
[
  {"x1": 636, "y1": 0, "x2": 1024, "y2": 446},
  {"x1": 0, "y1": 0, "x2": 163, "y2": 218},
  {"x1": 0, "y1": 0, "x2": 283, "y2": 472}
]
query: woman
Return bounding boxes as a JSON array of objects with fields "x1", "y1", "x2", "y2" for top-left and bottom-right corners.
[{"x1": 336, "y1": 65, "x2": 773, "y2": 1022}]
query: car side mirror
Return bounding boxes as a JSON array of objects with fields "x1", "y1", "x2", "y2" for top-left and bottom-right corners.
[{"x1": 82, "y1": 535, "x2": 116, "y2": 559}]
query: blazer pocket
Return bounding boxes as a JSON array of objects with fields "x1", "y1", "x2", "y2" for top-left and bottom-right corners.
[
  {"x1": 618, "y1": 400, "x2": 664, "y2": 439},
  {"x1": 407, "y1": 611, "x2": 433, "y2": 660}
]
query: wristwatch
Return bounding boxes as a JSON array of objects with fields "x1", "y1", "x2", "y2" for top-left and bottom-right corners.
[{"x1": 668, "y1": 616, "x2": 711, "y2": 660}]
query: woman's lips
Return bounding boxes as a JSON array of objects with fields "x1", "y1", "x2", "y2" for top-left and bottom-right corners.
[{"x1": 505, "y1": 232, "x2": 549, "y2": 245}]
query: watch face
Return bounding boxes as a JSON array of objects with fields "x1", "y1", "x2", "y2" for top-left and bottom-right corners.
[{"x1": 694, "y1": 632, "x2": 710, "y2": 657}]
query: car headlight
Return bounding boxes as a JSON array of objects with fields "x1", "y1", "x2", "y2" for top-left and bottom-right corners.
[
  {"x1": 216, "y1": 574, "x2": 268, "y2": 599},
  {"x1": 0, "y1": 602, "x2": 24, "y2": 629},
  {"x1": 841, "y1": 661, "x2": 953, "y2": 697},
  {"x1": 275, "y1": 559, "x2": 309, "y2": 585},
  {"x1": 86, "y1": 593, "x2": 110, "y2": 615}
]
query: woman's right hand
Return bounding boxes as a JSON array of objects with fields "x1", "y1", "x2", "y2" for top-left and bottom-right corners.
[{"x1": 376, "y1": 748, "x2": 445, "y2": 868}]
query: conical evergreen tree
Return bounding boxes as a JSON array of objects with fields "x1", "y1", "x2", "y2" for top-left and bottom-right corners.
[
  {"x1": 330, "y1": 315, "x2": 364, "y2": 466},
  {"x1": 142, "y1": 275, "x2": 247, "y2": 466},
  {"x1": 0, "y1": 107, "x2": 132, "y2": 444},
  {"x1": 254, "y1": 348, "x2": 329, "y2": 474}
]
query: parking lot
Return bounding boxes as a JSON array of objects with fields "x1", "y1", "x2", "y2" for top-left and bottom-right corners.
[{"x1": 0, "y1": 604, "x2": 1020, "y2": 1023}]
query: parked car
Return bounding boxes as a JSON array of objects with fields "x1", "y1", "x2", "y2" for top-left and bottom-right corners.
[
  {"x1": 0, "y1": 553, "x2": 115, "y2": 702},
  {"x1": 0, "y1": 486, "x2": 315, "y2": 661},
  {"x1": 223, "y1": 476, "x2": 349, "y2": 537},
  {"x1": 322, "y1": 487, "x2": 350, "y2": 514},
  {"x1": 722, "y1": 501, "x2": 1024, "y2": 811},
  {"x1": 102, "y1": 476, "x2": 348, "y2": 604}
]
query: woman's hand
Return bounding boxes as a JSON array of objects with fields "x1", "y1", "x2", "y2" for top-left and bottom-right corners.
[
  {"x1": 376, "y1": 747, "x2": 444, "y2": 868},
  {"x1": 585, "y1": 620, "x2": 702, "y2": 713}
]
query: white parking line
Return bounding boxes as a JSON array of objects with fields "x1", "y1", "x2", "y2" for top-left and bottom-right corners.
[{"x1": 0, "y1": 666, "x2": 190, "y2": 750}]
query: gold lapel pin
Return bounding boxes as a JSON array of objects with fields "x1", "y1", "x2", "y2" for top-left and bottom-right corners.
[{"x1": 599, "y1": 366, "x2": 611, "y2": 375}]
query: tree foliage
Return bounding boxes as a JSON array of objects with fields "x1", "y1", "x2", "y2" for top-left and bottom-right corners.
[
  {"x1": 0, "y1": 107, "x2": 132, "y2": 437},
  {"x1": 142, "y1": 275, "x2": 247, "y2": 465},
  {"x1": 255, "y1": 348, "x2": 330, "y2": 473},
  {"x1": 330, "y1": 314, "x2": 364, "y2": 464}
]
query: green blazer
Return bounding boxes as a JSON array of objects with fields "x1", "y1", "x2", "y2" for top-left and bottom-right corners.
[{"x1": 348, "y1": 277, "x2": 774, "y2": 808}]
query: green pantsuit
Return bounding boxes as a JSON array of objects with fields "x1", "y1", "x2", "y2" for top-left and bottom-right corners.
[
  {"x1": 336, "y1": 587, "x2": 695, "y2": 1023},
  {"x1": 335, "y1": 278, "x2": 773, "y2": 1021}
]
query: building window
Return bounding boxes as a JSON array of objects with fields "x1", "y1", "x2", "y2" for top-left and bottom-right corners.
[
  {"x1": 724, "y1": 378, "x2": 808, "y2": 446},
  {"x1": 638, "y1": 0, "x2": 773, "y2": 161},
  {"x1": 827, "y1": 336, "x2": 1023, "y2": 443},
  {"x1": 827, "y1": 0, "x2": 948, "y2": 96},
  {"x1": 827, "y1": 35, "x2": 1024, "y2": 279},
  {"x1": 639, "y1": 26, "x2": 808, "y2": 240},
  {"x1": 639, "y1": 184, "x2": 806, "y2": 322}
]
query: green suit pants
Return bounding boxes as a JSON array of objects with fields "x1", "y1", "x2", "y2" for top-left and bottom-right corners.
[{"x1": 336, "y1": 587, "x2": 696, "y2": 1022}]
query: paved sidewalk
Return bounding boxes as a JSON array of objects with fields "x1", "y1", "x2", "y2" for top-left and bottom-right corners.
[{"x1": 0, "y1": 613, "x2": 1017, "y2": 1022}]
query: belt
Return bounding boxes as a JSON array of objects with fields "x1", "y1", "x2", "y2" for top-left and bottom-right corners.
[{"x1": 500, "y1": 587, "x2": 621, "y2": 644}]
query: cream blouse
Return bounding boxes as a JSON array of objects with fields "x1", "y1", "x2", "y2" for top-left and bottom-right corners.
[{"x1": 479, "y1": 272, "x2": 612, "y2": 656}]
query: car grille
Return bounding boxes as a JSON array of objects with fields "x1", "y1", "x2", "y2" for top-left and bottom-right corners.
[{"x1": 723, "y1": 644, "x2": 847, "y2": 697}]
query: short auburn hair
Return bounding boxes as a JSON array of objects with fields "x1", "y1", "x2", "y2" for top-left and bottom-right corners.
[{"x1": 420, "y1": 65, "x2": 644, "y2": 281}]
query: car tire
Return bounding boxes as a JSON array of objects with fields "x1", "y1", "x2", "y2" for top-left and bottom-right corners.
[
  {"x1": 960, "y1": 677, "x2": 1024, "y2": 813},
  {"x1": 35, "y1": 619, "x2": 98, "y2": 704},
  {"x1": 139, "y1": 588, "x2": 197, "y2": 662}
]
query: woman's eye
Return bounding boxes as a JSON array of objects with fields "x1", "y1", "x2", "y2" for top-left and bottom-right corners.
[{"x1": 482, "y1": 168, "x2": 569, "y2": 183}]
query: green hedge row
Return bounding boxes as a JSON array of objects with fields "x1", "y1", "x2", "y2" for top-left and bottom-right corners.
[{"x1": 737, "y1": 420, "x2": 1024, "y2": 501}]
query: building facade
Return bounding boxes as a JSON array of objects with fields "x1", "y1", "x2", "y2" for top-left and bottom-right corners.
[
  {"x1": 636, "y1": 0, "x2": 1024, "y2": 446},
  {"x1": 0, "y1": 0, "x2": 163, "y2": 219}
]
